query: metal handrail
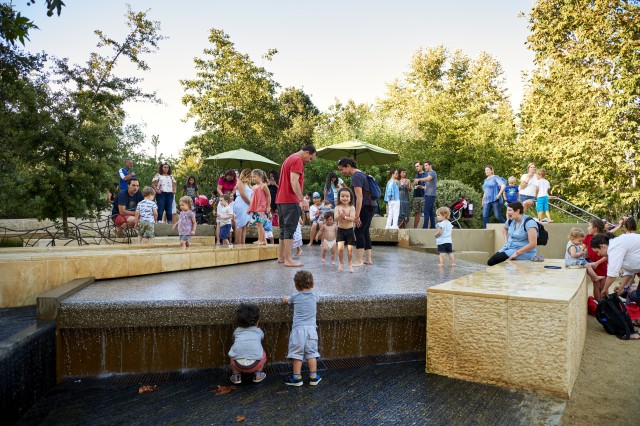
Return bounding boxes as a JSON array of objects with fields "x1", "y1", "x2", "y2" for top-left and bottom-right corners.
[{"x1": 548, "y1": 197, "x2": 600, "y2": 223}]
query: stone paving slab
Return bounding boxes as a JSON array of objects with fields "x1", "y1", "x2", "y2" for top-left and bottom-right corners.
[{"x1": 17, "y1": 360, "x2": 565, "y2": 426}]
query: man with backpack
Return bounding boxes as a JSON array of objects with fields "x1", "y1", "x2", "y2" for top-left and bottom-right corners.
[{"x1": 337, "y1": 157, "x2": 379, "y2": 266}]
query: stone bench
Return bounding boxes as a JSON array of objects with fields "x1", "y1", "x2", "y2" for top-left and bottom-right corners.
[{"x1": 426, "y1": 259, "x2": 587, "y2": 398}]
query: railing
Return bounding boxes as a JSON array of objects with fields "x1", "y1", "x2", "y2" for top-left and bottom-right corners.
[
  {"x1": 548, "y1": 197, "x2": 600, "y2": 223},
  {"x1": 0, "y1": 214, "x2": 133, "y2": 247}
]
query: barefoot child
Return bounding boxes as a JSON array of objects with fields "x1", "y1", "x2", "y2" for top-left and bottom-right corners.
[
  {"x1": 217, "y1": 193, "x2": 234, "y2": 246},
  {"x1": 248, "y1": 169, "x2": 271, "y2": 245},
  {"x1": 317, "y1": 211, "x2": 337, "y2": 264},
  {"x1": 293, "y1": 218, "x2": 303, "y2": 257},
  {"x1": 134, "y1": 187, "x2": 158, "y2": 245},
  {"x1": 172, "y1": 196, "x2": 196, "y2": 249},
  {"x1": 308, "y1": 192, "x2": 323, "y2": 246},
  {"x1": 535, "y1": 168, "x2": 553, "y2": 223},
  {"x1": 335, "y1": 187, "x2": 356, "y2": 272},
  {"x1": 565, "y1": 228, "x2": 604, "y2": 282},
  {"x1": 434, "y1": 207, "x2": 456, "y2": 267},
  {"x1": 264, "y1": 214, "x2": 274, "y2": 244},
  {"x1": 228, "y1": 303, "x2": 267, "y2": 384},
  {"x1": 281, "y1": 270, "x2": 321, "y2": 386}
]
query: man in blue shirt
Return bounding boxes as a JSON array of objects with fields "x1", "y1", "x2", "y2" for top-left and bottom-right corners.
[
  {"x1": 415, "y1": 161, "x2": 437, "y2": 229},
  {"x1": 118, "y1": 159, "x2": 136, "y2": 191},
  {"x1": 412, "y1": 162, "x2": 427, "y2": 228}
]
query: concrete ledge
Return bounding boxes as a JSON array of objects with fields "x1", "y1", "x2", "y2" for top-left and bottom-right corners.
[
  {"x1": 426, "y1": 259, "x2": 587, "y2": 398},
  {"x1": 0, "y1": 244, "x2": 278, "y2": 308},
  {"x1": 37, "y1": 278, "x2": 95, "y2": 321}
]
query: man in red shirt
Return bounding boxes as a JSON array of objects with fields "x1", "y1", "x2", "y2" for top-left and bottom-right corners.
[{"x1": 276, "y1": 145, "x2": 317, "y2": 266}]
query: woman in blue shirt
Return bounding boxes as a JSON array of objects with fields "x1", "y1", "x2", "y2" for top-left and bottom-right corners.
[
  {"x1": 487, "y1": 201, "x2": 539, "y2": 266},
  {"x1": 482, "y1": 165, "x2": 506, "y2": 229},
  {"x1": 384, "y1": 169, "x2": 400, "y2": 229}
]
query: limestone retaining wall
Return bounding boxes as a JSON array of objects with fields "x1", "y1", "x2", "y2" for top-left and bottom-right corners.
[{"x1": 426, "y1": 259, "x2": 587, "y2": 398}]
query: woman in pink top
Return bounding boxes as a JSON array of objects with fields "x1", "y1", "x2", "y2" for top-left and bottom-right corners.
[{"x1": 248, "y1": 169, "x2": 271, "y2": 245}]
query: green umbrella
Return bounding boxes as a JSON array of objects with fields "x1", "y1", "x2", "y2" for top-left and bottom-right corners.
[
  {"x1": 203, "y1": 148, "x2": 279, "y2": 170},
  {"x1": 315, "y1": 139, "x2": 399, "y2": 165}
]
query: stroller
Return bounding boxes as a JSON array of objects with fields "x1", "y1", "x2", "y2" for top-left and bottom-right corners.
[
  {"x1": 449, "y1": 197, "x2": 474, "y2": 229},
  {"x1": 195, "y1": 195, "x2": 214, "y2": 225}
]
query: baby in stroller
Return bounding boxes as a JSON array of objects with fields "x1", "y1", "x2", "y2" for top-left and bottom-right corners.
[
  {"x1": 195, "y1": 195, "x2": 213, "y2": 225},
  {"x1": 449, "y1": 196, "x2": 473, "y2": 229}
]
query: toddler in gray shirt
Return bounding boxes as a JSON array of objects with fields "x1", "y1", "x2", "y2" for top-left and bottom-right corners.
[
  {"x1": 281, "y1": 270, "x2": 321, "y2": 386},
  {"x1": 228, "y1": 303, "x2": 267, "y2": 384}
]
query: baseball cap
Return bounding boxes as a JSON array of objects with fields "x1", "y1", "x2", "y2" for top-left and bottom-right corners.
[{"x1": 312, "y1": 192, "x2": 321, "y2": 198}]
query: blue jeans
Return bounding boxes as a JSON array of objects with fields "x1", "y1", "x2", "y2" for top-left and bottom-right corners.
[
  {"x1": 156, "y1": 192, "x2": 174, "y2": 223},
  {"x1": 482, "y1": 200, "x2": 504, "y2": 228},
  {"x1": 422, "y1": 195, "x2": 436, "y2": 229}
]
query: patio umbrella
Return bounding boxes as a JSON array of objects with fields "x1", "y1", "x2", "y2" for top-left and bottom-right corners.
[
  {"x1": 315, "y1": 139, "x2": 399, "y2": 165},
  {"x1": 203, "y1": 148, "x2": 279, "y2": 170}
]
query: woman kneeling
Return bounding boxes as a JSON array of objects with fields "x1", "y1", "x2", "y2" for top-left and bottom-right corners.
[{"x1": 487, "y1": 201, "x2": 539, "y2": 266}]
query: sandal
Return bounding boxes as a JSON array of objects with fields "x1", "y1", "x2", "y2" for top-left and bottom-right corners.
[
  {"x1": 230, "y1": 373, "x2": 242, "y2": 384},
  {"x1": 253, "y1": 372, "x2": 266, "y2": 383}
]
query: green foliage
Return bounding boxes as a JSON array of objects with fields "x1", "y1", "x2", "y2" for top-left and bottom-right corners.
[
  {"x1": 1, "y1": 6, "x2": 163, "y2": 224},
  {"x1": 377, "y1": 46, "x2": 518, "y2": 187},
  {"x1": 519, "y1": 0, "x2": 640, "y2": 217},
  {"x1": 435, "y1": 179, "x2": 483, "y2": 229}
]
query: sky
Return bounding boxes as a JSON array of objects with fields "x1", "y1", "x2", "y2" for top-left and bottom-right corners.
[{"x1": 16, "y1": 0, "x2": 535, "y2": 157}]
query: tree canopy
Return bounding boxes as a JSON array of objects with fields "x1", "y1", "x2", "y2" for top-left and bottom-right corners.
[{"x1": 519, "y1": 0, "x2": 640, "y2": 215}]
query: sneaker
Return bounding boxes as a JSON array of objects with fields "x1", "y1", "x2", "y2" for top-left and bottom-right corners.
[
  {"x1": 284, "y1": 375, "x2": 303, "y2": 387},
  {"x1": 309, "y1": 373, "x2": 322, "y2": 386},
  {"x1": 253, "y1": 372, "x2": 266, "y2": 383},
  {"x1": 230, "y1": 373, "x2": 242, "y2": 384},
  {"x1": 541, "y1": 218, "x2": 549, "y2": 223}
]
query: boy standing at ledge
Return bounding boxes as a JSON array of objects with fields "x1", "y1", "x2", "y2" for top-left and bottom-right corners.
[{"x1": 281, "y1": 270, "x2": 321, "y2": 386}]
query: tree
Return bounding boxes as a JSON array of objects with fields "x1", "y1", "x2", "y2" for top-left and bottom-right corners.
[
  {"x1": 9, "y1": 6, "x2": 163, "y2": 230},
  {"x1": 0, "y1": 1, "x2": 65, "y2": 45},
  {"x1": 181, "y1": 28, "x2": 282, "y2": 156},
  {"x1": 377, "y1": 46, "x2": 517, "y2": 186},
  {"x1": 519, "y1": 0, "x2": 640, "y2": 215}
]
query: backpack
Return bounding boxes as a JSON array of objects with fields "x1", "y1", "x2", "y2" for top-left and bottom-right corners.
[
  {"x1": 595, "y1": 294, "x2": 636, "y2": 340},
  {"x1": 357, "y1": 172, "x2": 381, "y2": 202},
  {"x1": 507, "y1": 217, "x2": 548, "y2": 246}
]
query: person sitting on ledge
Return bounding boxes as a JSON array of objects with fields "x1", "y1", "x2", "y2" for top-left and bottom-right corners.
[{"x1": 487, "y1": 201, "x2": 539, "y2": 266}]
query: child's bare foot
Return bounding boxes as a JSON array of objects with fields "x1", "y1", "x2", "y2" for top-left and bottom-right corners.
[
  {"x1": 451, "y1": 263, "x2": 457, "y2": 267},
  {"x1": 296, "y1": 249, "x2": 303, "y2": 256},
  {"x1": 321, "y1": 257, "x2": 326, "y2": 263},
  {"x1": 348, "y1": 264, "x2": 354, "y2": 273},
  {"x1": 284, "y1": 261, "x2": 303, "y2": 267},
  {"x1": 352, "y1": 262, "x2": 364, "y2": 267},
  {"x1": 439, "y1": 263, "x2": 445, "y2": 267},
  {"x1": 307, "y1": 242, "x2": 313, "y2": 246},
  {"x1": 338, "y1": 263, "x2": 344, "y2": 272},
  {"x1": 363, "y1": 260, "x2": 373, "y2": 265}
]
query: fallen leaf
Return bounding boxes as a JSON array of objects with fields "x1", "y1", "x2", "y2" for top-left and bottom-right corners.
[
  {"x1": 236, "y1": 415, "x2": 245, "y2": 422},
  {"x1": 138, "y1": 385, "x2": 158, "y2": 394},
  {"x1": 212, "y1": 385, "x2": 236, "y2": 395}
]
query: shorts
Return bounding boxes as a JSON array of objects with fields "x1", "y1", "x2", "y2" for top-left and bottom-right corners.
[
  {"x1": 180, "y1": 235, "x2": 192, "y2": 242},
  {"x1": 412, "y1": 196, "x2": 425, "y2": 214},
  {"x1": 287, "y1": 325, "x2": 320, "y2": 361},
  {"x1": 337, "y1": 227, "x2": 356, "y2": 246},
  {"x1": 113, "y1": 214, "x2": 129, "y2": 227},
  {"x1": 230, "y1": 351, "x2": 267, "y2": 374},
  {"x1": 219, "y1": 223, "x2": 232, "y2": 240},
  {"x1": 137, "y1": 221, "x2": 155, "y2": 239},
  {"x1": 437, "y1": 243, "x2": 453, "y2": 254},
  {"x1": 252, "y1": 212, "x2": 267, "y2": 224},
  {"x1": 521, "y1": 194, "x2": 536, "y2": 205},
  {"x1": 536, "y1": 196, "x2": 549, "y2": 212},
  {"x1": 265, "y1": 230, "x2": 273, "y2": 239},
  {"x1": 278, "y1": 203, "x2": 301, "y2": 239}
]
